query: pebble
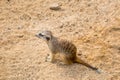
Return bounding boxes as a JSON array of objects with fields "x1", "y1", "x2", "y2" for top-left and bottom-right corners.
[
  {"x1": 17, "y1": 35, "x2": 24, "y2": 38},
  {"x1": 49, "y1": 3, "x2": 61, "y2": 10},
  {"x1": 7, "y1": 0, "x2": 10, "y2": 2}
]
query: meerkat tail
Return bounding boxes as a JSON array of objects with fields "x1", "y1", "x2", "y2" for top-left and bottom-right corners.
[{"x1": 75, "y1": 58, "x2": 100, "y2": 73}]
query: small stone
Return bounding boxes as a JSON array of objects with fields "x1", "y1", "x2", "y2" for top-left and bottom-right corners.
[
  {"x1": 94, "y1": 34, "x2": 97, "y2": 36},
  {"x1": 7, "y1": 28, "x2": 11, "y2": 30},
  {"x1": 89, "y1": 26, "x2": 92, "y2": 29},
  {"x1": 59, "y1": 25, "x2": 63, "y2": 28},
  {"x1": 17, "y1": 26, "x2": 23, "y2": 29},
  {"x1": 49, "y1": 3, "x2": 61, "y2": 10},
  {"x1": 17, "y1": 35, "x2": 24, "y2": 38},
  {"x1": 118, "y1": 47, "x2": 120, "y2": 50},
  {"x1": 111, "y1": 27, "x2": 120, "y2": 31},
  {"x1": 0, "y1": 56, "x2": 3, "y2": 60},
  {"x1": 37, "y1": 62, "x2": 41, "y2": 64},
  {"x1": 75, "y1": 31, "x2": 79, "y2": 34},
  {"x1": 85, "y1": 40, "x2": 90, "y2": 43},
  {"x1": 7, "y1": 0, "x2": 10, "y2": 2},
  {"x1": 60, "y1": 30, "x2": 63, "y2": 32}
]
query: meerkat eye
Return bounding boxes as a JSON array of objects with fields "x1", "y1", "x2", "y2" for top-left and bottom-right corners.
[
  {"x1": 46, "y1": 37, "x2": 50, "y2": 41},
  {"x1": 39, "y1": 33, "x2": 44, "y2": 36}
]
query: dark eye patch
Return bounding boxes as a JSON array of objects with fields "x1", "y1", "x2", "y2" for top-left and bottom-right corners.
[
  {"x1": 39, "y1": 33, "x2": 44, "y2": 36},
  {"x1": 46, "y1": 37, "x2": 50, "y2": 41}
]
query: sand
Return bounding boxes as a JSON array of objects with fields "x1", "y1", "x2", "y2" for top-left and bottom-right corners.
[{"x1": 0, "y1": 0, "x2": 120, "y2": 80}]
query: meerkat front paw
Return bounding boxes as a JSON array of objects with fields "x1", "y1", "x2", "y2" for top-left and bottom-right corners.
[
  {"x1": 45, "y1": 57, "x2": 55, "y2": 63},
  {"x1": 45, "y1": 54, "x2": 50, "y2": 62},
  {"x1": 45, "y1": 54, "x2": 55, "y2": 63}
]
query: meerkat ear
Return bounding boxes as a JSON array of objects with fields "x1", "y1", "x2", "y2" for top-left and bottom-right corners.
[{"x1": 46, "y1": 37, "x2": 50, "y2": 41}]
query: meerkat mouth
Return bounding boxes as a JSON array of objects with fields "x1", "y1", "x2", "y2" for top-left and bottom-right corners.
[{"x1": 35, "y1": 34, "x2": 41, "y2": 38}]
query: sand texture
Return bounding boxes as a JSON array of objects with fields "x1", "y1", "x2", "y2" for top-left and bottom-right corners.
[{"x1": 0, "y1": 0, "x2": 120, "y2": 80}]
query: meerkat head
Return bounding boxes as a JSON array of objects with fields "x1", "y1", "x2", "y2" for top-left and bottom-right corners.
[{"x1": 36, "y1": 30, "x2": 53, "y2": 42}]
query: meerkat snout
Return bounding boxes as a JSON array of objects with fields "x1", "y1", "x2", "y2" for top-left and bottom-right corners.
[{"x1": 35, "y1": 33, "x2": 42, "y2": 38}]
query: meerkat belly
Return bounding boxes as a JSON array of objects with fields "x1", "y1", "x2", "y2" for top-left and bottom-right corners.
[
  {"x1": 48, "y1": 42, "x2": 58, "y2": 53},
  {"x1": 48, "y1": 39, "x2": 60, "y2": 53}
]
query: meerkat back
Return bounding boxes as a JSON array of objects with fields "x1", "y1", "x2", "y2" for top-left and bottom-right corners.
[{"x1": 57, "y1": 39, "x2": 77, "y2": 57}]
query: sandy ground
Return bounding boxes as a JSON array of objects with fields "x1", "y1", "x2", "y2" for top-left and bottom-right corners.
[{"x1": 0, "y1": 0, "x2": 120, "y2": 80}]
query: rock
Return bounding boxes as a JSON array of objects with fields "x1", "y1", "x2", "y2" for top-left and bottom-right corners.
[
  {"x1": 49, "y1": 3, "x2": 61, "y2": 10},
  {"x1": 7, "y1": 0, "x2": 10, "y2": 2},
  {"x1": 17, "y1": 35, "x2": 24, "y2": 38},
  {"x1": 17, "y1": 26, "x2": 23, "y2": 29},
  {"x1": 7, "y1": 28, "x2": 11, "y2": 30},
  {"x1": 111, "y1": 27, "x2": 120, "y2": 31}
]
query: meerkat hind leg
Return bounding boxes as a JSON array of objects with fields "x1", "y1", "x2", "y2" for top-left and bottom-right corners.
[{"x1": 60, "y1": 54, "x2": 73, "y2": 65}]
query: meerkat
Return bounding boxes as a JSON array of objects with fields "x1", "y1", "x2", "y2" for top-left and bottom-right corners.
[{"x1": 36, "y1": 30, "x2": 100, "y2": 73}]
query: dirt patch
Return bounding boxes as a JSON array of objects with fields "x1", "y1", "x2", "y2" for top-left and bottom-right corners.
[{"x1": 0, "y1": 0, "x2": 120, "y2": 80}]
